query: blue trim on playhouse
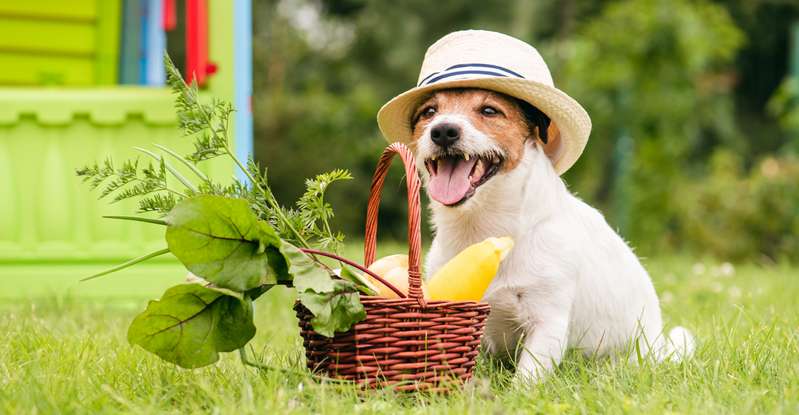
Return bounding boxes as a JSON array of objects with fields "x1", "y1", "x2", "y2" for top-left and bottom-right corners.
[{"x1": 234, "y1": 0, "x2": 253, "y2": 183}]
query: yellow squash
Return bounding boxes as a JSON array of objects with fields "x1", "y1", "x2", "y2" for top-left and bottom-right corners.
[{"x1": 425, "y1": 236, "x2": 514, "y2": 301}]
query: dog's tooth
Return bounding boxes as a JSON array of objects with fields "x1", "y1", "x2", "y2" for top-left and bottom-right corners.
[
  {"x1": 431, "y1": 155, "x2": 437, "y2": 161},
  {"x1": 464, "y1": 153, "x2": 470, "y2": 161}
]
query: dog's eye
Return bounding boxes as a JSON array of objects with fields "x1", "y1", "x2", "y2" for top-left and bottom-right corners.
[
  {"x1": 480, "y1": 106, "x2": 500, "y2": 116},
  {"x1": 420, "y1": 106, "x2": 437, "y2": 118}
]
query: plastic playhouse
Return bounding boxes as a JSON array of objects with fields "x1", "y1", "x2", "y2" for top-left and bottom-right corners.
[{"x1": 0, "y1": 0, "x2": 252, "y2": 278}]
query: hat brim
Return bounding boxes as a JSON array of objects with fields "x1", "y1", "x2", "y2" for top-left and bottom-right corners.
[{"x1": 376, "y1": 77, "x2": 591, "y2": 175}]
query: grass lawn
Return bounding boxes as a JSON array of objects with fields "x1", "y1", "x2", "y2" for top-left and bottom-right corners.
[{"x1": 1, "y1": 244, "x2": 797, "y2": 414}]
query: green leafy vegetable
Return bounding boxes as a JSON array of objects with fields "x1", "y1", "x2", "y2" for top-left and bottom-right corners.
[
  {"x1": 76, "y1": 156, "x2": 181, "y2": 213},
  {"x1": 77, "y1": 53, "x2": 368, "y2": 370},
  {"x1": 127, "y1": 284, "x2": 256, "y2": 368},
  {"x1": 81, "y1": 248, "x2": 171, "y2": 281},
  {"x1": 280, "y1": 241, "x2": 336, "y2": 293},
  {"x1": 338, "y1": 265, "x2": 379, "y2": 296},
  {"x1": 299, "y1": 284, "x2": 366, "y2": 338},
  {"x1": 164, "y1": 195, "x2": 281, "y2": 292},
  {"x1": 280, "y1": 241, "x2": 366, "y2": 335},
  {"x1": 296, "y1": 169, "x2": 352, "y2": 252},
  {"x1": 134, "y1": 146, "x2": 199, "y2": 193}
]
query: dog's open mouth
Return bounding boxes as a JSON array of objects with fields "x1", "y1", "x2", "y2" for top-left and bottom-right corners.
[{"x1": 424, "y1": 152, "x2": 503, "y2": 206}]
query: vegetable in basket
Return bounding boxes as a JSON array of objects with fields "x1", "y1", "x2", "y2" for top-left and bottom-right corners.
[
  {"x1": 75, "y1": 54, "x2": 376, "y2": 369},
  {"x1": 426, "y1": 236, "x2": 513, "y2": 300},
  {"x1": 366, "y1": 236, "x2": 514, "y2": 300},
  {"x1": 366, "y1": 254, "x2": 425, "y2": 298}
]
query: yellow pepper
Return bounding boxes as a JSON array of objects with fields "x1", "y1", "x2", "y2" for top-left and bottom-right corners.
[
  {"x1": 365, "y1": 236, "x2": 512, "y2": 301},
  {"x1": 425, "y1": 236, "x2": 513, "y2": 301}
]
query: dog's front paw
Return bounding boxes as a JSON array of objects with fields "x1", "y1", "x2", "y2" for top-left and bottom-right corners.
[
  {"x1": 513, "y1": 349, "x2": 558, "y2": 386},
  {"x1": 513, "y1": 363, "x2": 547, "y2": 387}
]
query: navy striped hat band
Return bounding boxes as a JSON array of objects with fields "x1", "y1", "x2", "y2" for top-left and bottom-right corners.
[{"x1": 417, "y1": 63, "x2": 525, "y2": 87}]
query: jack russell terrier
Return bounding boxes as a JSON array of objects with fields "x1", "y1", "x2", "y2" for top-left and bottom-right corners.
[{"x1": 377, "y1": 30, "x2": 694, "y2": 382}]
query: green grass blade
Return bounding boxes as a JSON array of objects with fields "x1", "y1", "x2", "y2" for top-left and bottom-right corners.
[
  {"x1": 153, "y1": 144, "x2": 210, "y2": 182},
  {"x1": 81, "y1": 248, "x2": 171, "y2": 282},
  {"x1": 134, "y1": 147, "x2": 200, "y2": 193},
  {"x1": 102, "y1": 215, "x2": 168, "y2": 226}
]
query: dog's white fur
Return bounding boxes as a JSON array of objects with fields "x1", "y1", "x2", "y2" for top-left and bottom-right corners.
[{"x1": 418, "y1": 113, "x2": 695, "y2": 383}]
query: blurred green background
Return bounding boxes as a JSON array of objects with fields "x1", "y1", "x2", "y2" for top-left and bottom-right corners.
[
  {"x1": 1, "y1": 0, "x2": 797, "y2": 265},
  {"x1": 253, "y1": 0, "x2": 799, "y2": 263}
]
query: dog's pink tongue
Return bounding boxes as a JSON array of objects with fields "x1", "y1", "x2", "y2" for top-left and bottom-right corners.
[{"x1": 428, "y1": 157, "x2": 477, "y2": 205}]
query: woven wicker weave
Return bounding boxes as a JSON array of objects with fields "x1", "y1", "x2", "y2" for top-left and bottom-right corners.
[{"x1": 295, "y1": 143, "x2": 491, "y2": 391}]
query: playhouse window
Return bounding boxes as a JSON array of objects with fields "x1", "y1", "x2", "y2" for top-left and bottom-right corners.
[{"x1": 0, "y1": 0, "x2": 213, "y2": 87}]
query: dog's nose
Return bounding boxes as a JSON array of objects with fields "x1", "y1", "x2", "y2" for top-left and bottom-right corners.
[{"x1": 430, "y1": 123, "x2": 461, "y2": 147}]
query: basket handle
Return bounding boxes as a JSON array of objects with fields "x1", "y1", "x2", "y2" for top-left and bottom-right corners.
[{"x1": 363, "y1": 142, "x2": 425, "y2": 303}]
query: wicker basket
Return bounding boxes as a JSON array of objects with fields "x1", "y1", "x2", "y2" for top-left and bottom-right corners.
[{"x1": 295, "y1": 143, "x2": 491, "y2": 392}]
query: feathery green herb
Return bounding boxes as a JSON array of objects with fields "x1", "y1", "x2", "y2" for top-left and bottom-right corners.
[{"x1": 76, "y1": 53, "x2": 350, "y2": 250}]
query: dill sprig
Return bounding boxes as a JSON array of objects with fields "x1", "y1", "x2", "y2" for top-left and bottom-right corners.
[
  {"x1": 297, "y1": 169, "x2": 352, "y2": 252},
  {"x1": 76, "y1": 157, "x2": 183, "y2": 214}
]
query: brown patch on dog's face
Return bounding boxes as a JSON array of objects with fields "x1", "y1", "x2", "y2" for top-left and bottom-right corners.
[{"x1": 410, "y1": 88, "x2": 544, "y2": 172}]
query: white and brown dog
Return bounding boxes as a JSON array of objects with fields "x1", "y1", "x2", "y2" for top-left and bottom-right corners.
[
  {"x1": 377, "y1": 31, "x2": 694, "y2": 383},
  {"x1": 411, "y1": 88, "x2": 693, "y2": 382}
]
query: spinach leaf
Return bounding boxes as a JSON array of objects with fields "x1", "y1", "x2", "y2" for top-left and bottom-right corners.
[
  {"x1": 279, "y1": 241, "x2": 335, "y2": 293},
  {"x1": 165, "y1": 195, "x2": 281, "y2": 292},
  {"x1": 127, "y1": 283, "x2": 256, "y2": 368},
  {"x1": 338, "y1": 265, "x2": 379, "y2": 296},
  {"x1": 161, "y1": 197, "x2": 368, "y2": 339},
  {"x1": 279, "y1": 241, "x2": 365, "y2": 336},
  {"x1": 298, "y1": 284, "x2": 366, "y2": 337}
]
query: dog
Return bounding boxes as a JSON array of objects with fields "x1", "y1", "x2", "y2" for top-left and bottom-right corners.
[{"x1": 409, "y1": 88, "x2": 695, "y2": 383}]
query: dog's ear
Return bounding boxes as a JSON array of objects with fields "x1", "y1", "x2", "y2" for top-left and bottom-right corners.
[
  {"x1": 543, "y1": 122, "x2": 562, "y2": 160},
  {"x1": 515, "y1": 99, "x2": 551, "y2": 144}
]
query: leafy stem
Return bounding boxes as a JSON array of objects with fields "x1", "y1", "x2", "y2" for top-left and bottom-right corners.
[
  {"x1": 81, "y1": 248, "x2": 171, "y2": 281},
  {"x1": 153, "y1": 144, "x2": 210, "y2": 183},
  {"x1": 102, "y1": 215, "x2": 168, "y2": 226},
  {"x1": 224, "y1": 140, "x2": 310, "y2": 249},
  {"x1": 135, "y1": 147, "x2": 199, "y2": 193},
  {"x1": 164, "y1": 52, "x2": 312, "y2": 249}
]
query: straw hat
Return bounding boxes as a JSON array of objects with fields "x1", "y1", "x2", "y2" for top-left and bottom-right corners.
[{"x1": 377, "y1": 30, "x2": 591, "y2": 175}]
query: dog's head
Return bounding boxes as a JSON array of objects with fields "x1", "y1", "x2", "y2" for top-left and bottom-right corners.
[{"x1": 410, "y1": 88, "x2": 552, "y2": 208}]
